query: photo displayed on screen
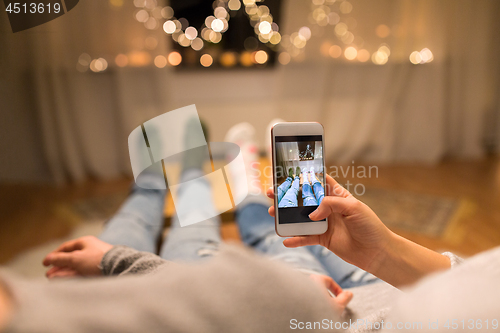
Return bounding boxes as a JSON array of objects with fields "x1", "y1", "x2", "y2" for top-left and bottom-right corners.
[{"x1": 275, "y1": 135, "x2": 326, "y2": 224}]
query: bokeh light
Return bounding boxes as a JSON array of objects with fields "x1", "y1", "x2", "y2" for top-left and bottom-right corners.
[
  {"x1": 258, "y1": 21, "x2": 272, "y2": 34},
  {"x1": 185, "y1": 27, "x2": 198, "y2": 40},
  {"x1": 168, "y1": 51, "x2": 182, "y2": 66},
  {"x1": 376, "y1": 24, "x2": 391, "y2": 38},
  {"x1": 344, "y1": 47, "x2": 357, "y2": 60},
  {"x1": 240, "y1": 52, "x2": 254, "y2": 66},
  {"x1": 90, "y1": 58, "x2": 108, "y2": 72},
  {"x1": 115, "y1": 54, "x2": 128, "y2": 67},
  {"x1": 329, "y1": 45, "x2": 342, "y2": 58},
  {"x1": 357, "y1": 49, "x2": 370, "y2": 62},
  {"x1": 128, "y1": 51, "x2": 152, "y2": 67},
  {"x1": 211, "y1": 19, "x2": 224, "y2": 32},
  {"x1": 228, "y1": 0, "x2": 241, "y2": 11},
  {"x1": 191, "y1": 38, "x2": 204, "y2": 51},
  {"x1": 278, "y1": 52, "x2": 291, "y2": 65},
  {"x1": 254, "y1": 50, "x2": 268, "y2": 64},
  {"x1": 200, "y1": 54, "x2": 213, "y2": 67},
  {"x1": 220, "y1": 52, "x2": 237, "y2": 67},
  {"x1": 154, "y1": 55, "x2": 168, "y2": 68},
  {"x1": 163, "y1": 20, "x2": 176, "y2": 34}
]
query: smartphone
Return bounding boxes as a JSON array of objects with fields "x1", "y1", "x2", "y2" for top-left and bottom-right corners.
[{"x1": 271, "y1": 122, "x2": 328, "y2": 237}]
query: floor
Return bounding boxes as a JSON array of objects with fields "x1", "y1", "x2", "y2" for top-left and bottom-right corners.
[{"x1": 1, "y1": 157, "x2": 499, "y2": 264}]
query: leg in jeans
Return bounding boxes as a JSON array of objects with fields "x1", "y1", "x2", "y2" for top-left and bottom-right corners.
[
  {"x1": 235, "y1": 195, "x2": 328, "y2": 276},
  {"x1": 277, "y1": 176, "x2": 292, "y2": 204},
  {"x1": 236, "y1": 195, "x2": 380, "y2": 288},
  {"x1": 278, "y1": 177, "x2": 299, "y2": 208},
  {"x1": 99, "y1": 173, "x2": 166, "y2": 253},
  {"x1": 302, "y1": 171, "x2": 318, "y2": 206},
  {"x1": 159, "y1": 168, "x2": 221, "y2": 263},
  {"x1": 307, "y1": 245, "x2": 380, "y2": 288}
]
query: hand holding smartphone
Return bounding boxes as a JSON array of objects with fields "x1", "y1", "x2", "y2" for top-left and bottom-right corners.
[{"x1": 271, "y1": 122, "x2": 328, "y2": 237}]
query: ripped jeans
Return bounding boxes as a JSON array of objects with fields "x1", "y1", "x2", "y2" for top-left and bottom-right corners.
[{"x1": 100, "y1": 170, "x2": 379, "y2": 289}]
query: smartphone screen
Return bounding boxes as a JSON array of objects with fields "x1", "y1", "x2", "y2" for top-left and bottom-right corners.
[{"x1": 275, "y1": 135, "x2": 326, "y2": 224}]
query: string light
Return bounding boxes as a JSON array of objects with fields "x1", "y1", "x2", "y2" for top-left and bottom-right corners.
[
  {"x1": 167, "y1": 51, "x2": 182, "y2": 66},
  {"x1": 410, "y1": 48, "x2": 433, "y2": 64},
  {"x1": 200, "y1": 54, "x2": 213, "y2": 67}
]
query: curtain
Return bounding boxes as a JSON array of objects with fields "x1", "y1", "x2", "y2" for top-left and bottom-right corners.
[{"x1": 1, "y1": 0, "x2": 499, "y2": 183}]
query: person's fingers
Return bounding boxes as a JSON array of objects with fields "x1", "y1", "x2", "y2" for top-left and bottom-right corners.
[
  {"x1": 55, "y1": 238, "x2": 85, "y2": 253},
  {"x1": 309, "y1": 196, "x2": 352, "y2": 221},
  {"x1": 45, "y1": 266, "x2": 63, "y2": 277},
  {"x1": 325, "y1": 175, "x2": 351, "y2": 198},
  {"x1": 43, "y1": 252, "x2": 77, "y2": 268},
  {"x1": 266, "y1": 187, "x2": 274, "y2": 199},
  {"x1": 333, "y1": 290, "x2": 353, "y2": 308},
  {"x1": 321, "y1": 275, "x2": 343, "y2": 296},
  {"x1": 48, "y1": 269, "x2": 79, "y2": 279},
  {"x1": 283, "y1": 235, "x2": 320, "y2": 248},
  {"x1": 268, "y1": 205, "x2": 275, "y2": 217}
]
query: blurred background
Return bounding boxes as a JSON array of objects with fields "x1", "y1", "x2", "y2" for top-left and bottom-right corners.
[{"x1": 1, "y1": 0, "x2": 499, "y2": 275}]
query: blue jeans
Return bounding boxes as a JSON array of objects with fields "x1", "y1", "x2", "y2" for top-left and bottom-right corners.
[
  {"x1": 302, "y1": 180, "x2": 318, "y2": 206},
  {"x1": 277, "y1": 176, "x2": 292, "y2": 203},
  {"x1": 278, "y1": 177, "x2": 299, "y2": 208},
  {"x1": 312, "y1": 178, "x2": 325, "y2": 205},
  {"x1": 99, "y1": 170, "x2": 379, "y2": 288}
]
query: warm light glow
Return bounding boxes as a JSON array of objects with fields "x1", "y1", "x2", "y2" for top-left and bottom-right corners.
[
  {"x1": 78, "y1": 53, "x2": 91, "y2": 66},
  {"x1": 211, "y1": 19, "x2": 224, "y2": 32},
  {"x1": 133, "y1": 0, "x2": 144, "y2": 7},
  {"x1": 115, "y1": 54, "x2": 128, "y2": 67},
  {"x1": 161, "y1": 6, "x2": 173, "y2": 19},
  {"x1": 109, "y1": 0, "x2": 123, "y2": 8},
  {"x1": 329, "y1": 45, "x2": 342, "y2": 58},
  {"x1": 298, "y1": 26, "x2": 312, "y2": 41},
  {"x1": 168, "y1": 51, "x2": 182, "y2": 66},
  {"x1": 128, "y1": 51, "x2": 152, "y2": 67},
  {"x1": 344, "y1": 47, "x2": 357, "y2": 60},
  {"x1": 154, "y1": 55, "x2": 167, "y2": 68},
  {"x1": 135, "y1": 10, "x2": 149, "y2": 23},
  {"x1": 320, "y1": 41, "x2": 332, "y2": 57},
  {"x1": 191, "y1": 38, "x2": 204, "y2": 51},
  {"x1": 214, "y1": 7, "x2": 228, "y2": 19},
  {"x1": 240, "y1": 52, "x2": 253, "y2": 66},
  {"x1": 409, "y1": 51, "x2": 422, "y2": 64},
  {"x1": 144, "y1": 17, "x2": 158, "y2": 30},
  {"x1": 420, "y1": 48, "x2": 434, "y2": 63},
  {"x1": 334, "y1": 23, "x2": 348, "y2": 36},
  {"x1": 254, "y1": 50, "x2": 268, "y2": 64},
  {"x1": 200, "y1": 54, "x2": 213, "y2": 67},
  {"x1": 269, "y1": 32, "x2": 281, "y2": 45},
  {"x1": 258, "y1": 21, "x2": 272, "y2": 34},
  {"x1": 372, "y1": 51, "x2": 388, "y2": 65},
  {"x1": 90, "y1": 58, "x2": 108, "y2": 72},
  {"x1": 328, "y1": 12, "x2": 340, "y2": 25},
  {"x1": 163, "y1": 20, "x2": 176, "y2": 34},
  {"x1": 292, "y1": 34, "x2": 307, "y2": 48},
  {"x1": 178, "y1": 34, "x2": 191, "y2": 47},
  {"x1": 357, "y1": 49, "x2": 370, "y2": 62},
  {"x1": 209, "y1": 31, "x2": 222, "y2": 43},
  {"x1": 185, "y1": 27, "x2": 198, "y2": 40},
  {"x1": 228, "y1": 0, "x2": 241, "y2": 11},
  {"x1": 205, "y1": 16, "x2": 215, "y2": 28},
  {"x1": 278, "y1": 52, "x2": 291, "y2": 65},
  {"x1": 340, "y1": 31, "x2": 354, "y2": 44},
  {"x1": 220, "y1": 52, "x2": 237, "y2": 67},
  {"x1": 376, "y1": 24, "x2": 391, "y2": 38},
  {"x1": 339, "y1": 1, "x2": 353, "y2": 14},
  {"x1": 378, "y1": 45, "x2": 390, "y2": 56}
]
